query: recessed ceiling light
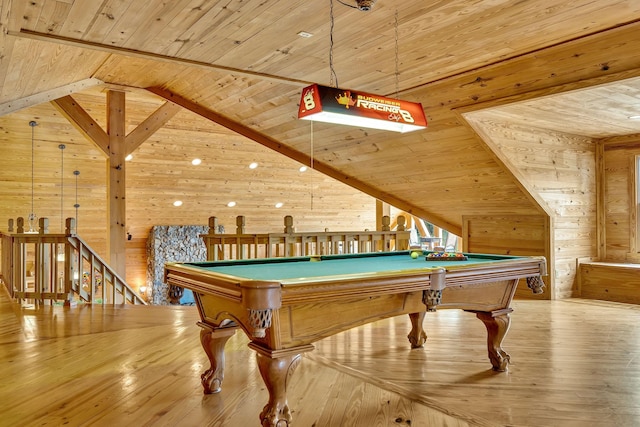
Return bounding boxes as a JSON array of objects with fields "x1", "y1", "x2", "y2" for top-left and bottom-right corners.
[
  {"x1": 125, "y1": 154, "x2": 133, "y2": 161},
  {"x1": 227, "y1": 201, "x2": 236, "y2": 207},
  {"x1": 173, "y1": 200, "x2": 183, "y2": 207},
  {"x1": 299, "y1": 166, "x2": 308, "y2": 172},
  {"x1": 249, "y1": 162, "x2": 258, "y2": 169},
  {"x1": 297, "y1": 31, "x2": 313, "y2": 38},
  {"x1": 192, "y1": 158, "x2": 202, "y2": 165},
  {"x1": 275, "y1": 202, "x2": 284, "y2": 208}
]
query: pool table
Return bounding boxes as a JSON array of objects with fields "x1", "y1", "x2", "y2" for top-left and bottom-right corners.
[{"x1": 165, "y1": 251, "x2": 546, "y2": 426}]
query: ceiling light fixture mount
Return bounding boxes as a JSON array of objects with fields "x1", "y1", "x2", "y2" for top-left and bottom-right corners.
[
  {"x1": 355, "y1": 0, "x2": 376, "y2": 11},
  {"x1": 338, "y1": 0, "x2": 377, "y2": 11}
]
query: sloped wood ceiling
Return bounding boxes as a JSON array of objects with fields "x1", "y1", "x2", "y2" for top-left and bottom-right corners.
[{"x1": 2, "y1": 0, "x2": 640, "y2": 244}]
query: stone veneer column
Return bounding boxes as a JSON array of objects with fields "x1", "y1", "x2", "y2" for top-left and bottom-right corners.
[{"x1": 147, "y1": 225, "x2": 208, "y2": 305}]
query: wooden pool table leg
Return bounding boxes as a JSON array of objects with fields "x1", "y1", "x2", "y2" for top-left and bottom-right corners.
[
  {"x1": 249, "y1": 343, "x2": 314, "y2": 427},
  {"x1": 475, "y1": 309, "x2": 512, "y2": 372},
  {"x1": 407, "y1": 312, "x2": 427, "y2": 348},
  {"x1": 197, "y1": 322, "x2": 237, "y2": 394}
]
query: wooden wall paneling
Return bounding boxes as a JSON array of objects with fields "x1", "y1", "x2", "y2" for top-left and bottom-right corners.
[
  {"x1": 457, "y1": 111, "x2": 552, "y2": 218},
  {"x1": 462, "y1": 214, "x2": 550, "y2": 300},
  {"x1": 628, "y1": 153, "x2": 637, "y2": 256},
  {"x1": 462, "y1": 110, "x2": 598, "y2": 299},
  {"x1": 602, "y1": 146, "x2": 632, "y2": 260},
  {"x1": 125, "y1": 237, "x2": 148, "y2": 296},
  {"x1": 601, "y1": 134, "x2": 640, "y2": 262}
]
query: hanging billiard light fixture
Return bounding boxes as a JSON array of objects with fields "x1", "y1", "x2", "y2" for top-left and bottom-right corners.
[
  {"x1": 298, "y1": 1, "x2": 427, "y2": 133},
  {"x1": 298, "y1": 84, "x2": 427, "y2": 133}
]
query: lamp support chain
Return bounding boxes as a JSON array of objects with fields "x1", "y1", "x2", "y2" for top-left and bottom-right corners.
[
  {"x1": 310, "y1": 121, "x2": 314, "y2": 210},
  {"x1": 395, "y1": 9, "x2": 399, "y2": 98},
  {"x1": 329, "y1": 0, "x2": 339, "y2": 88},
  {"x1": 59, "y1": 144, "x2": 65, "y2": 232}
]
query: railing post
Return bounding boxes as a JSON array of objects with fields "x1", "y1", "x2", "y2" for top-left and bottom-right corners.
[
  {"x1": 284, "y1": 216, "x2": 294, "y2": 233},
  {"x1": 236, "y1": 216, "x2": 245, "y2": 233},
  {"x1": 236, "y1": 216, "x2": 245, "y2": 259},
  {"x1": 206, "y1": 217, "x2": 220, "y2": 260},
  {"x1": 65, "y1": 217, "x2": 76, "y2": 235},
  {"x1": 63, "y1": 218, "x2": 76, "y2": 306},
  {"x1": 381, "y1": 215, "x2": 391, "y2": 251},
  {"x1": 397, "y1": 215, "x2": 409, "y2": 250},
  {"x1": 16, "y1": 217, "x2": 25, "y2": 234},
  {"x1": 38, "y1": 217, "x2": 49, "y2": 234}
]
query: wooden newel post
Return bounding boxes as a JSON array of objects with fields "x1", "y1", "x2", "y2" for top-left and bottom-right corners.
[
  {"x1": 39, "y1": 217, "x2": 49, "y2": 234},
  {"x1": 65, "y1": 217, "x2": 76, "y2": 235},
  {"x1": 397, "y1": 215, "x2": 406, "y2": 231},
  {"x1": 206, "y1": 217, "x2": 220, "y2": 260},
  {"x1": 397, "y1": 215, "x2": 408, "y2": 250},
  {"x1": 16, "y1": 217, "x2": 25, "y2": 234},
  {"x1": 208, "y1": 217, "x2": 219, "y2": 234},
  {"x1": 236, "y1": 216, "x2": 246, "y2": 259},
  {"x1": 8, "y1": 219, "x2": 14, "y2": 233},
  {"x1": 284, "y1": 215, "x2": 294, "y2": 233},
  {"x1": 63, "y1": 218, "x2": 75, "y2": 306},
  {"x1": 381, "y1": 215, "x2": 391, "y2": 231},
  {"x1": 380, "y1": 215, "x2": 391, "y2": 251},
  {"x1": 236, "y1": 216, "x2": 245, "y2": 234}
]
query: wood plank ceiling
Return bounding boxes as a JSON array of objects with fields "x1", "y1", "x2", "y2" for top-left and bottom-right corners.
[{"x1": 2, "y1": 0, "x2": 640, "y2": 255}]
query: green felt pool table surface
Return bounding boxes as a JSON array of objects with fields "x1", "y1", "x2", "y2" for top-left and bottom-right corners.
[{"x1": 180, "y1": 251, "x2": 527, "y2": 282}]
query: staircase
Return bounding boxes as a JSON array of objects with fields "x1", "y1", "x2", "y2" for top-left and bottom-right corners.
[{"x1": 0, "y1": 217, "x2": 146, "y2": 306}]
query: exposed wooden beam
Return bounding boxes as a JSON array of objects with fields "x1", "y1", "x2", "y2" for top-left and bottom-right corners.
[
  {"x1": 125, "y1": 101, "x2": 181, "y2": 154},
  {"x1": 11, "y1": 29, "x2": 311, "y2": 88},
  {"x1": 107, "y1": 90, "x2": 127, "y2": 277},
  {"x1": 147, "y1": 86, "x2": 461, "y2": 234},
  {"x1": 50, "y1": 95, "x2": 109, "y2": 156},
  {"x1": 0, "y1": 78, "x2": 103, "y2": 116}
]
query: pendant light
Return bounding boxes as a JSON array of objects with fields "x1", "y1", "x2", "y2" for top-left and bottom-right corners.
[{"x1": 26, "y1": 121, "x2": 38, "y2": 233}]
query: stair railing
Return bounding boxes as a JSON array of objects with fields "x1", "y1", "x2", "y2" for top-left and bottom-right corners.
[{"x1": 0, "y1": 217, "x2": 146, "y2": 306}]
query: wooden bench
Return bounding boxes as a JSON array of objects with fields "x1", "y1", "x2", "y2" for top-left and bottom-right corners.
[{"x1": 579, "y1": 262, "x2": 640, "y2": 304}]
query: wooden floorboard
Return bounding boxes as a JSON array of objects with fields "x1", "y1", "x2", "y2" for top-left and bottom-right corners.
[{"x1": 1, "y1": 284, "x2": 639, "y2": 426}]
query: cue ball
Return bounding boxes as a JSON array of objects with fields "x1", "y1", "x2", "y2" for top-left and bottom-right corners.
[{"x1": 411, "y1": 252, "x2": 418, "y2": 259}]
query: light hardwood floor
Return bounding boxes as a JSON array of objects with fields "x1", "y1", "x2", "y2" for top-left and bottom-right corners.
[{"x1": 1, "y1": 285, "x2": 639, "y2": 426}]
